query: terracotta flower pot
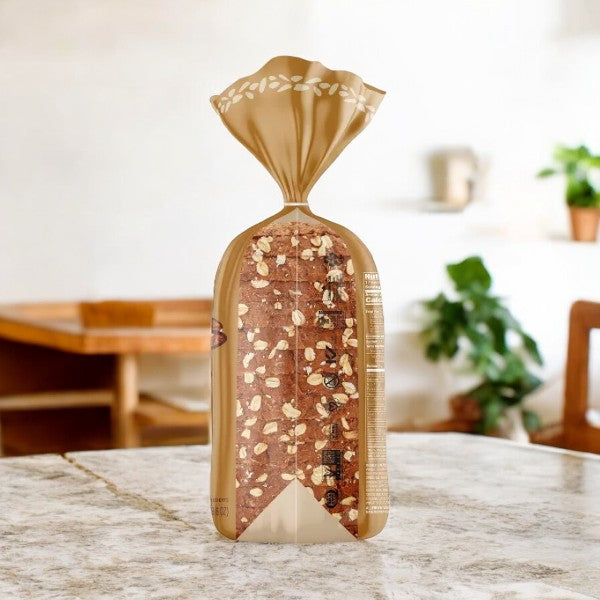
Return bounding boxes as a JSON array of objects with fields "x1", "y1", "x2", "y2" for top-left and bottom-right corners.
[{"x1": 569, "y1": 206, "x2": 600, "y2": 242}]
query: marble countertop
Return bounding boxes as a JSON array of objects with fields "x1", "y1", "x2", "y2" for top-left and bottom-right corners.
[{"x1": 1, "y1": 433, "x2": 599, "y2": 600}]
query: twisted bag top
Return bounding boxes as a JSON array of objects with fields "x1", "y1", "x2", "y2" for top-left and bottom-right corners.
[{"x1": 210, "y1": 56, "x2": 385, "y2": 203}]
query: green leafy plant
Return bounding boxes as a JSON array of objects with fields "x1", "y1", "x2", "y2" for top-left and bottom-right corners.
[
  {"x1": 537, "y1": 144, "x2": 600, "y2": 208},
  {"x1": 421, "y1": 256, "x2": 543, "y2": 434}
]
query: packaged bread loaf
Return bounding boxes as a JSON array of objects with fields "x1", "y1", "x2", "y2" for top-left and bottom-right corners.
[{"x1": 210, "y1": 56, "x2": 388, "y2": 542}]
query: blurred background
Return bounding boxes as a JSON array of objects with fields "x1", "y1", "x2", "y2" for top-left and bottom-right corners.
[{"x1": 0, "y1": 0, "x2": 599, "y2": 455}]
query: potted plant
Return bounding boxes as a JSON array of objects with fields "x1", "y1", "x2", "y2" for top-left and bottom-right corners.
[
  {"x1": 537, "y1": 144, "x2": 600, "y2": 242},
  {"x1": 420, "y1": 256, "x2": 543, "y2": 438}
]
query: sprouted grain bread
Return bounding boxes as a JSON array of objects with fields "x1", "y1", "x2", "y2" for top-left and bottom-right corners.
[{"x1": 210, "y1": 56, "x2": 388, "y2": 543}]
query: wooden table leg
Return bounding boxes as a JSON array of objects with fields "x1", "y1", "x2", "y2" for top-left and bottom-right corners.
[{"x1": 113, "y1": 353, "x2": 140, "y2": 448}]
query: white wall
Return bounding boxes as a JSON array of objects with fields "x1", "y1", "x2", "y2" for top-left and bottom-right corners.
[{"x1": 1, "y1": 0, "x2": 599, "y2": 424}]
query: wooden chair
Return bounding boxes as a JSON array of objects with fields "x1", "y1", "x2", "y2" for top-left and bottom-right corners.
[{"x1": 563, "y1": 300, "x2": 600, "y2": 453}]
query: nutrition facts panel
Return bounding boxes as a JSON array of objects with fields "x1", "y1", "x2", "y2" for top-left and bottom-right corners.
[{"x1": 363, "y1": 273, "x2": 389, "y2": 515}]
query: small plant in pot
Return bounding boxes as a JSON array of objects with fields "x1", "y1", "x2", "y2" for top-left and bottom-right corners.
[
  {"x1": 537, "y1": 144, "x2": 600, "y2": 242},
  {"x1": 420, "y1": 256, "x2": 543, "y2": 439}
]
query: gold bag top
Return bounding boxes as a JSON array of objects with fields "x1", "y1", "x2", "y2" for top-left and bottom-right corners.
[{"x1": 210, "y1": 56, "x2": 385, "y2": 204}]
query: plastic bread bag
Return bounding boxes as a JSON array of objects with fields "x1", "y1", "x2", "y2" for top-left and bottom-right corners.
[{"x1": 210, "y1": 56, "x2": 388, "y2": 542}]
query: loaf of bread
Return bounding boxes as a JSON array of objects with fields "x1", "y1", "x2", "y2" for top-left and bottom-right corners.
[
  {"x1": 235, "y1": 221, "x2": 360, "y2": 537},
  {"x1": 210, "y1": 56, "x2": 388, "y2": 543}
]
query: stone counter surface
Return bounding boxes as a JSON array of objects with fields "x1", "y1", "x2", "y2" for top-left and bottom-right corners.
[{"x1": 0, "y1": 433, "x2": 599, "y2": 600}]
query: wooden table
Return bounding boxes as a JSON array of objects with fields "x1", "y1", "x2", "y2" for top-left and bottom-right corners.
[
  {"x1": 0, "y1": 433, "x2": 598, "y2": 599},
  {"x1": 0, "y1": 301, "x2": 211, "y2": 448}
]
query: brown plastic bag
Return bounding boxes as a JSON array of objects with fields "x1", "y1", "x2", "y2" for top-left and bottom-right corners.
[{"x1": 210, "y1": 56, "x2": 388, "y2": 542}]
